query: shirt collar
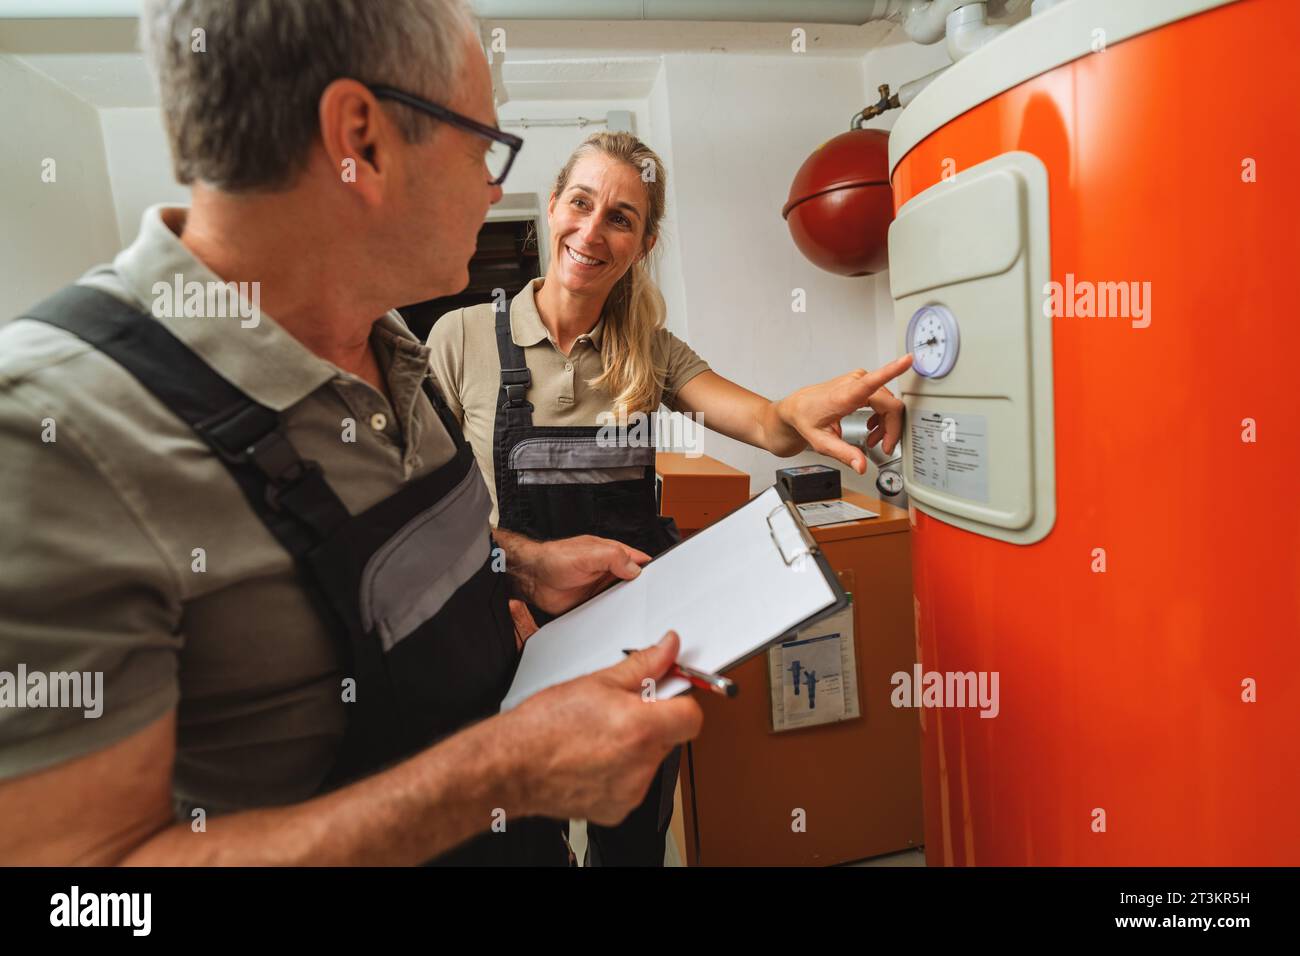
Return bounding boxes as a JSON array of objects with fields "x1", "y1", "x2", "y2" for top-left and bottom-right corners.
[
  {"x1": 106, "y1": 205, "x2": 425, "y2": 411},
  {"x1": 510, "y1": 277, "x2": 604, "y2": 351}
]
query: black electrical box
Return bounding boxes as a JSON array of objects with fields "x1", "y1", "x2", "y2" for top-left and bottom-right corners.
[{"x1": 775, "y1": 464, "x2": 841, "y2": 504}]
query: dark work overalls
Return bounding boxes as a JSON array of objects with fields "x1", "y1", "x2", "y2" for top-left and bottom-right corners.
[
  {"x1": 492, "y1": 307, "x2": 682, "y2": 866},
  {"x1": 22, "y1": 285, "x2": 570, "y2": 866}
]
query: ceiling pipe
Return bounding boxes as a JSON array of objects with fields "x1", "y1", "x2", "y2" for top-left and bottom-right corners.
[
  {"x1": 474, "y1": 1, "x2": 906, "y2": 26},
  {"x1": 0, "y1": 0, "x2": 921, "y2": 21},
  {"x1": 945, "y1": 1, "x2": 1009, "y2": 59},
  {"x1": 0, "y1": 0, "x2": 138, "y2": 14},
  {"x1": 472, "y1": 0, "x2": 1018, "y2": 45},
  {"x1": 0, "y1": 0, "x2": 1024, "y2": 66},
  {"x1": 0, "y1": 0, "x2": 1025, "y2": 56},
  {"x1": 894, "y1": 0, "x2": 965, "y2": 44}
]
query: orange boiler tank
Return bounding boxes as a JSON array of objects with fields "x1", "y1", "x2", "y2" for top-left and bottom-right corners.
[{"x1": 886, "y1": 0, "x2": 1299, "y2": 865}]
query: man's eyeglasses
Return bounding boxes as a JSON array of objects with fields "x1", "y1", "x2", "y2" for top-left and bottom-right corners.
[{"x1": 367, "y1": 84, "x2": 523, "y2": 186}]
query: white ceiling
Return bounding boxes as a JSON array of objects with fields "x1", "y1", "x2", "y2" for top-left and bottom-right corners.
[
  {"x1": 5, "y1": 51, "x2": 158, "y2": 107},
  {"x1": 0, "y1": 16, "x2": 147, "y2": 106},
  {"x1": 501, "y1": 57, "x2": 663, "y2": 101}
]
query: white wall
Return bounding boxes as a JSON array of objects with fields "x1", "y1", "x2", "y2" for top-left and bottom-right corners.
[
  {"x1": 858, "y1": 30, "x2": 955, "y2": 375},
  {"x1": 497, "y1": 98, "x2": 650, "y2": 212},
  {"x1": 0, "y1": 54, "x2": 120, "y2": 318},
  {"x1": 496, "y1": 84, "x2": 693, "y2": 347},
  {"x1": 2, "y1": 26, "x2": 957, "y2": 499},
  {"x1": 76, "y1": 94, "x2": 691, "y2": 332},
  {"x1": 647, "y1": 63, "x2": 690, "y2": 345},
  {"x1": 98, "y1": 106, "x2": 187, "y2": 246},
  {"x1": 657, "y1": 51, "x2": 885, "y2": 493}
]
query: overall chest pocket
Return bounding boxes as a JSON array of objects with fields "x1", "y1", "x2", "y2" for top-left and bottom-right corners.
[
  {"x1": 508, "y1": 436, "x2": 654, "y2": 485},
  {"x1": 360, "y1": 467, "x2": 493, "y2": 649},
  {"x1": 510, "y1": 436, "x2": 655, "y2": 540},
  {"x1": 359, "y1": 468, "x2": 516, "y2": 729}
]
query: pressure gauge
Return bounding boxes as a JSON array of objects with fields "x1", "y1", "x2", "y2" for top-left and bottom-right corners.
[
  {"x1": 876, "y1": 468, "x2": 904, "y2": 497},
  {"x1": 905, "y1": 304, "x2": 960, "y2": 378}
]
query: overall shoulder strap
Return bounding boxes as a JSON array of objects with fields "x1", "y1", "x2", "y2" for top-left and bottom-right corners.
[
  {"x1": 20, "y1": 284, "x2": 350, "y2": 556},
  {"x1": 493, "y1": 304, "x2": 534, "y2": 429}
]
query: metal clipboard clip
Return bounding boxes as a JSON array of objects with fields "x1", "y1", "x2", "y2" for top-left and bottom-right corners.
[{"x1": 766, "y1": 501, "x2": 819, "y2": 567}]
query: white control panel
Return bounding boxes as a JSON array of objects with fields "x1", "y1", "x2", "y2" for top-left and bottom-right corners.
[{"x1": 889, "y1": 151, "x2": 1055, "y2": 545}]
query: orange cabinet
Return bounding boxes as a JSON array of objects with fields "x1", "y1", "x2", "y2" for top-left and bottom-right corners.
[
  {"x1": 655, "y1": 453, "x2": 750, "y2": 537},
  {"x1": 678, "y1": 491, "x2": 923, "y2": 866}
]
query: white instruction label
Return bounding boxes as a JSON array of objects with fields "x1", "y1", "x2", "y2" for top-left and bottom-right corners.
[{"x1": 910, "y1": 411, "x2": 989, "y2": 503}]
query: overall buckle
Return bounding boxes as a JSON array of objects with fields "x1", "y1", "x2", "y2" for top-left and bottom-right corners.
[
  {"x1": 240, "y1": 431, "x2": 323, "y2": 512},
  {"x1": 501, "y1": 367, "x2": 532, "y2": 408}
]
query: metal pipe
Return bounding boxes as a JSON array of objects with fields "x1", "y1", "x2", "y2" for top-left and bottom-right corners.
[
  {"x1": 474, "y1": 1, "x2": 1003, "y2": 50},
  {"x1": 500, "y1": 116, "x2": 606, "y2": 129},
  {"x1": 473, "y1": 1, "x2": 906, "y2": 25},
  {"x1": 1, "y1": 0, "x2": 1014, "y2": 56},
  {"x1": 840, "y1": 409, "x2": 908, "y2": 503},
  {"x1": 853, "y1": 64, "x2": 947, "y2": 124},
  {"x1": 0, "y1": 0, "x2": 137, "y2": 14}
]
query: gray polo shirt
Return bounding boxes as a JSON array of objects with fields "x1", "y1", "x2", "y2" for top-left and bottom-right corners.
[{"x1": 0, "y1": 205, "x2": 458, "y2": 817}]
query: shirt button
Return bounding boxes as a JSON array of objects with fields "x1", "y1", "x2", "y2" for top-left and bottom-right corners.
[
  {"x1": 369, "y1": 412, "x2": 388, "y2": 431},
  {"x1": 564, "y1": 362, "x2": 573, "y2": 372}
]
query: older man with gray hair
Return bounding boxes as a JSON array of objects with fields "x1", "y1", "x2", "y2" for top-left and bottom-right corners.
[{"x1": 0, "y1": 0, "x2": 701, "y2": 865}]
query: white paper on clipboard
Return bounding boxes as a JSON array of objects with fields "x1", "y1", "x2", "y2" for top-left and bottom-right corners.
[{"x1": 499, "y1": 486, "x2": 839, "y2": 711}]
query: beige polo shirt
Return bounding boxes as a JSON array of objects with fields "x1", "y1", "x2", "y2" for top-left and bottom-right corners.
[
  {"x1": 426, "y1": 278, "x2": 710, "y2": 524},
  {"x1": 0, "y1": 205, "x2": 459, "y2": 817}
]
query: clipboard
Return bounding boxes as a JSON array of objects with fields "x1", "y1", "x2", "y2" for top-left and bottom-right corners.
[{"x1": 500, "y1": 482, "x2": 848, "y2": 710}]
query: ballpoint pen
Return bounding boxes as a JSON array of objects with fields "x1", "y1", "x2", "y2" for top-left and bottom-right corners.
[{"x1": 622, "y1": 649, "x2": 738, "y2": 698}]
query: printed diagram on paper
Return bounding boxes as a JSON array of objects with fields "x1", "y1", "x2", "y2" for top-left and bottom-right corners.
[{"x1": 768, "y1": 601, "x2": 860, "y2": 732}]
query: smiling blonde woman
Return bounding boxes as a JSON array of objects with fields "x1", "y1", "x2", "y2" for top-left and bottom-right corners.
[{"x1": 426, "y1": 131, "x2": 911, "y2": 865}]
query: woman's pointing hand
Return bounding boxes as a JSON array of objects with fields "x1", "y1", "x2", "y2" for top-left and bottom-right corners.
[{"x1": 773, "y1": 354, "x2": 914, "y2": 474}]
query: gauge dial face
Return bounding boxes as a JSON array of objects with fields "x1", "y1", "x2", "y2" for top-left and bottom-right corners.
[
  {"x1": 877, "y1": 470, "x2": 904, "y2": 496},
  {"x1": 906, "y1": 305, "x2": 960, "y2": 378}
]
